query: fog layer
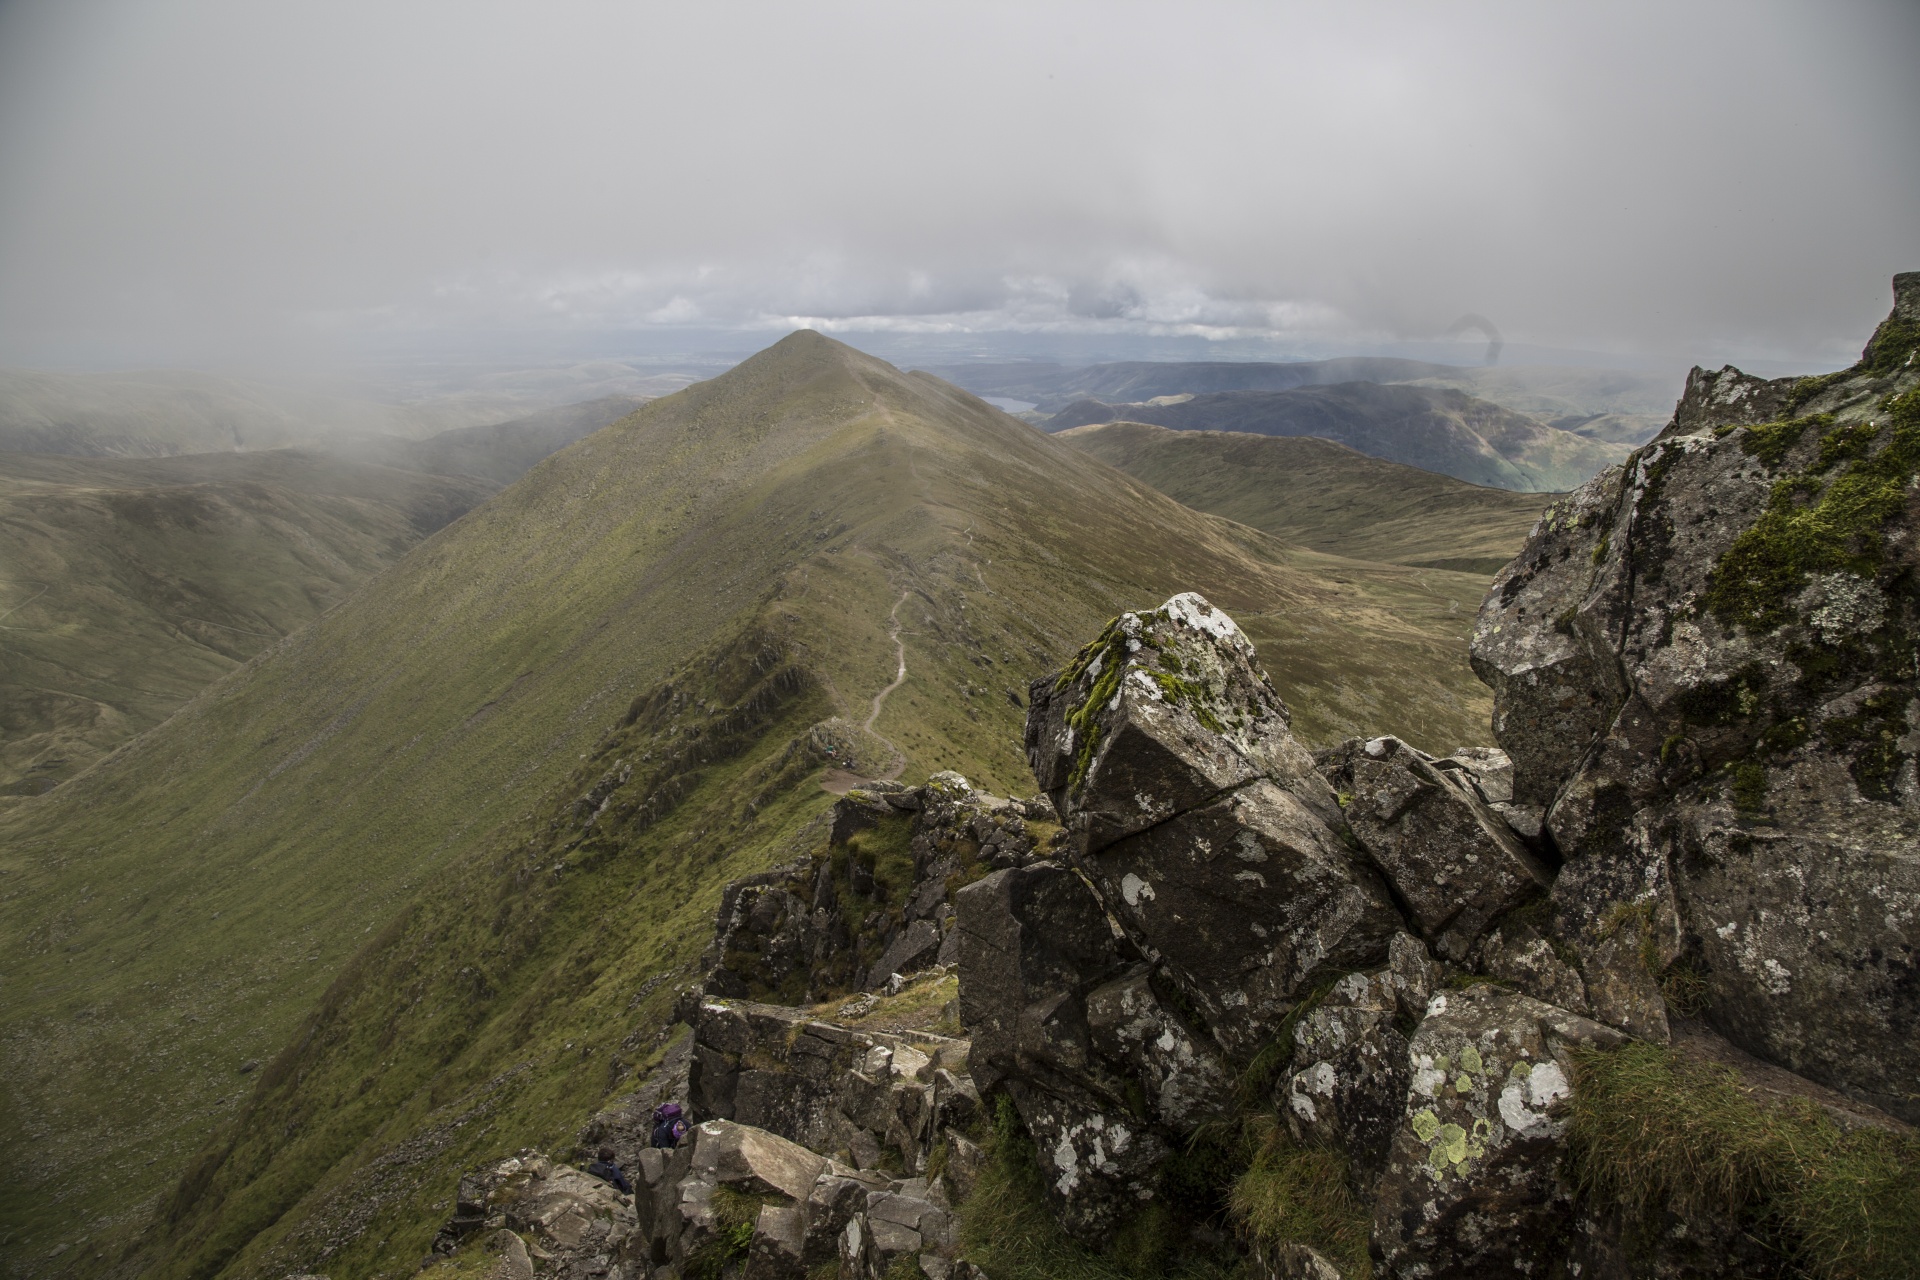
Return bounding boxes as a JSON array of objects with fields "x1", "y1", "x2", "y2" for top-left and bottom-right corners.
[{"x1": 1, "y1": 0, "x2": 1915, "y2": 368}]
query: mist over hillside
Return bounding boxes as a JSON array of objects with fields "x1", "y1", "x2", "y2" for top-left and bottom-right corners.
[
  {"x1": 0, "y1": 367, "x2": 691, "y2": 458},
  {"x1": 1044, "y1": 382, "x2": 1630, "y2": 492}
]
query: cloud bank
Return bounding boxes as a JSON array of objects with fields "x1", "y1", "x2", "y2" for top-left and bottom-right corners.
[{"x1": 1, "y1": 0, "x2": 1915, "y2": 368}]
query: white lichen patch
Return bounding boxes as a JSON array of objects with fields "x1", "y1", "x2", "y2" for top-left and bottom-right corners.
[
  {"x1": 1801, "y1": 573, "x2": 1888, "y2": 644},
  {"x1": 1120, "y1": 873, "x2": 1155, "y2": 906},
  {"x1": 1161, "y1": 592, "x2": 1247, "y2": 648}
]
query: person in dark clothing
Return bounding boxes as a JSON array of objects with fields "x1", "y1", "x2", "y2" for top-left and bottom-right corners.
[
  {"x1": 651, "y1": 1102, "x2": 688, "y2": 1149},
  {"x1": 585, "y1": 1146, "x2": 632, "y2": 1194}
]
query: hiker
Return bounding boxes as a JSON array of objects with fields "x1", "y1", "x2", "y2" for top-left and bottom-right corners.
[
  {"x1": 584, "y1": 1146, "x2": 631, "y2": 1194},
  {"x1": 650, "y1": 1102, "x2": 689, "y2": 1149}
]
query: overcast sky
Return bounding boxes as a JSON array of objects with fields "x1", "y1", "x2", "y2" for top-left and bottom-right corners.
[{"x1": 1, "y1": 0, "x2": 1916, "y2": 371}]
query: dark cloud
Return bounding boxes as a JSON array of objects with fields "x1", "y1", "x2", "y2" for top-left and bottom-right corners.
[{"x1": 1, "y1": 0, "x2": 1915, "y2": 369}]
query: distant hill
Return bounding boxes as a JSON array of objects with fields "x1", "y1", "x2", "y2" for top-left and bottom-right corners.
[
  {"x1": 332, "y1": 395, "x2": 648, "y2": 484},
  {"x1": 0, "y1": 368, "x2": 688, "y2": 459},
  {"x1": 932, "y1": 357, "x2": 1679, "y2": 447},
  {"x1": 0, "y1": 450, "x2": 492, "y2": 793},
  {"x1": 1058, "y1": 420, "x2": 1549, "y2": 573},
  {"x1": 927, "y1": 355, "x2": 1459, "y2": 412},
  {"x1": 0, "y1": 333, "x2": 1514, "y2": 1279},
  {"x1": 1045, "y1": 382, "x2": 1631, "y2": 491}
]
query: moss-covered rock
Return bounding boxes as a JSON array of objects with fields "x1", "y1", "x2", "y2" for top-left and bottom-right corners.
[{"x1": 1470, "y1": 274, "x2": 1920, "y2": 1122}]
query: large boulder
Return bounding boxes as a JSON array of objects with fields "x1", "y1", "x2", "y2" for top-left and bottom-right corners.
[
  {"x1": 1026, "y1": 593, "x2": 1403, "y2": 1057},
  {"x1": 1319, "y1": 737, "x2": 1551, "y2": 962},
  {"x1": 1025, "y1": 591, "x2": 1340, "y2": 850},
  {"x1": 1084, "y1": 778, "x2": 1402, "y2": 1058},
  {"x1": 1468, "y1": 274, "x2": 1920, "y2": 1119}
]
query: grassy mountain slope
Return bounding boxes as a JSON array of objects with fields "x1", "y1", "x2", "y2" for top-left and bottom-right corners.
[
  {"x1": 0, "y1": 450, "x2": 494, "y2": 793},
  {"x1": 1046, "y1": 382, "x2": 1630, "y2": 491},
  {"x1": 1057, "y1": 421, "x2": 1549, "y2": 574},
  {"x1": 0, "y1": 334, "x2": 1504, "y2": 1280},
  {"x1": 927, "y1": 356, "x2": 1459, "y2": 412},
  {"x1": 328, "y1": 397, "x2": 649, "y2": 486}
]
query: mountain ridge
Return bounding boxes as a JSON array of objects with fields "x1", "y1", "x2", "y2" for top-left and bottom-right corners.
[{"x1": 0, "y1": 331, "x2": 1503, "y2": 1279}]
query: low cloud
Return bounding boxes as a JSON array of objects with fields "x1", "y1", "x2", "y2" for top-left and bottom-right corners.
[{"x1": 1, "y1": 0, "x2": 1915, "y2": 370}]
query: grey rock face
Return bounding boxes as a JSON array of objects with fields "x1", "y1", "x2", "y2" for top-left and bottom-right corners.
[
  {"x1": 702, "y1": 775, "x2": 1044, "y2": 1002},
  {"x1": 1025, "y1": 591, "x2": 1339, "y2": 850},
  {"x1": 686, "y1": 997, "x2": 968, "y2": 1173},
  {"x1": 1369, "y1": 987, "x2": 1627, "y2": 1279},
  {"x1": 1468, "y1": 467, "x2": 1631, "y2": 808},
  {"x1": 1319, "y1": 736, "x2": 1550, "y2": 962},
  {"x1": 1281, "y1": 966, "x2": 1414, "y2": 1187},
  {"x1": 1474, "y1": 917, "x2": 1588, "y2": 1014},
  {"x1": 954, "y1": 861, "x2": 1215, "y2": 1239},
  {"x1": 1084, "y1": 777, "x2": 1402, "y2": 1057},
  {"x1": 1469, "y1": 280, "x2": 1920, "y2": 1117}
]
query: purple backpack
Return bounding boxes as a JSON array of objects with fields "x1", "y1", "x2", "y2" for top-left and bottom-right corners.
[{"x1": 650, "y1": 1102, "x2": 687, "y2": 1149}]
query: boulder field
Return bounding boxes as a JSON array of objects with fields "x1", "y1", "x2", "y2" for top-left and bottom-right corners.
[{"x1": 427, "y1": 277, "x2": 1918, "y2": 1280}]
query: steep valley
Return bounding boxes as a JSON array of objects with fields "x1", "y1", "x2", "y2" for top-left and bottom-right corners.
[{"x1": 0, "y1": 334, "x2": 1510, "y2": 1280}]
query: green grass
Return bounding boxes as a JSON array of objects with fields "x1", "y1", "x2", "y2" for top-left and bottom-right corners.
[
  {"x1": 1567, "y1": 1042, "x2": 1920, "y2": 1280},
  {"x1": 1227, "y1": 1118, "x2": 1371, "y2": 1279},
  {"x1": 0, "y1": 449, "x2": 495, "y2": 790},
  {"x1": 1057, "y1": 421, "x2": 1550, "y2": 572},
  {"x1": 0, "y1": 333, "x2": 1522, "y2": 1280}
]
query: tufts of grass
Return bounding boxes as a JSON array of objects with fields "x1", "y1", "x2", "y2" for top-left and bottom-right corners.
[
  {"x1": 1227, "y1": 1117, "x2": 1371, "y2": 1279},
  {"x1": 1567, "y1": 1041, "x2": 1920, "y2": 1280}
]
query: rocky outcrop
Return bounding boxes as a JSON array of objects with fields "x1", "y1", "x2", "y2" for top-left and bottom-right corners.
[
  {"x1": 686, "y1": 997, "x2": 975, "y2": 1175},
  {"x1": 701, "y1": 774, "x2": 1053, "y2": 1003},
  {"x1": 1025, "y1": 594, "x2": 1400, "y2": 1060},
  {"x1": 1471, "y1": 273, "x2": 1920, "y2": 1121},
  {"x1": 434, "y1": 1152, "x2": 637, "y2": 1280}
]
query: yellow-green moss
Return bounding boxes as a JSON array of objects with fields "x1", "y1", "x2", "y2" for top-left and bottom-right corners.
[{"x1": 1707, "y1": 391, "x2": 1919, "y2": 633}]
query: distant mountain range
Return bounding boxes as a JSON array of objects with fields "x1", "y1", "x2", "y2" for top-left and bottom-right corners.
[
  {"x1": 928, "y1": 355, "x2": 1462, "y2": 408},
  {"x1": 1044, "y1": 382, "x2": 1630, "y2": 492},
  {"x1": 932, "y1": 356, "x2": 1675, "y2": 483}
]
